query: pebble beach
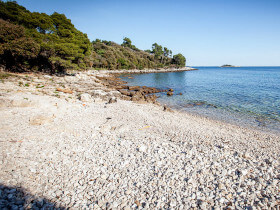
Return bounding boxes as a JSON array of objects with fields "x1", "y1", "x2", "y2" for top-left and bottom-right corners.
[{"x1": 0, "y1": 70, "x2": 279, "y2": 209}]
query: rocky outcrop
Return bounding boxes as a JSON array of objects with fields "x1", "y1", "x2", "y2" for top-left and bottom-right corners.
[{"x1": 95, "y1": 76, "x2": 167, "y2": 104}]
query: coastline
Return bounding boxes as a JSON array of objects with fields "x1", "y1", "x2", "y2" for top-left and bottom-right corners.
[
  {"x1": 94, "y1": 66, "x2": 198, "y2": 74},
  {"x1": 0, "y1": 70, "x2": 279, "y2": 209}
]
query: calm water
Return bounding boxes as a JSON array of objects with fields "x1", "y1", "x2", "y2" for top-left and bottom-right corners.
[{"x1": 121, "y1": 67, "x2": 280, "y2": 133}]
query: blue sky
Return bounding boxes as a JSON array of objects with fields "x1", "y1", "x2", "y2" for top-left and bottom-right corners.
[{"x1": 16, "y1": 0, "x2": 280, "y2": 66}]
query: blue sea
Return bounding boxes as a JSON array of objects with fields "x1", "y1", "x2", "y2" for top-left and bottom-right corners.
[{"x1": 120, "y1": 66, "x2": 280, "y2": 133}]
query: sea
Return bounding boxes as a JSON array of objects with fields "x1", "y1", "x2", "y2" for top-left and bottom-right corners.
[{"x1": 120, "y1": 66, "x2": 280, "y2": 134}]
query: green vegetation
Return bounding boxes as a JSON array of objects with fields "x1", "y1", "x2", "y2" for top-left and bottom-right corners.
[
  {"x1": 0, "y1": 1, "x2": 186, "y2": 73},
  {"x1": 172, "y1": 53, "x2": 186, "y2": 67},
  {"x1": 0, "y1": 1, "x2": 91, "y2": 73},
  {"x1": 91, "y1": 38, "x2": 186, "y2": 70}
]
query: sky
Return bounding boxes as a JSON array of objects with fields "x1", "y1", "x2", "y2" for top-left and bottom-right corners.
[{"x1": 15, "y1": 0, "x2": 280, "y2": 66}]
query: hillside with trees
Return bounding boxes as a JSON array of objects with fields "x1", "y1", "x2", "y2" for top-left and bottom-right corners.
[{"x1": 0, "y1": 1, "x2": 186, "y2": 73}]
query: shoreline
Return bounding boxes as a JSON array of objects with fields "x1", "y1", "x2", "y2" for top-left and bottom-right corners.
[
  {"x1": 93, "y1": 66, "x2": 198, "y2": 74},
  {"x1": 0, "y1": 70, "x2": 279, "y2": 209},
  {"x1": 118, "y1": 69, "x2": 280, "y2": 135}
]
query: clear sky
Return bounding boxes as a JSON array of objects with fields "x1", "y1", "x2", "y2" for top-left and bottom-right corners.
[{"x1": 16, "y1": 0, "x2": 280, "y2": 66}]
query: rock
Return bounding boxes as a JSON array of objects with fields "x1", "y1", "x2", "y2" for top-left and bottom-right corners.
[
  {"x1": 79, "y1": 93, "x2": 92, "y2": 102},
  {"x1": 29, "y1": 115, "x2": 54, "y2": 125},
  {"x1": 108, "y1": 90, "x2": 121, "y2": 97},
  {"x1": 125, "y1": 190, "x2": 131, "y2": 195},
  {"x1": 43, "y1": 75, "x2": 52, "y2": 79},
  {"x1": 56, "y1": 88, "x2": 73, "y2": 94},
  {"x1": 169, "y1": 88, "x2": 174, "y2": 92},
  {"x1": 170, "y1": 200, "x2": 176, "y2": 207},
  {"x1": 135, "y1": 200, "x2": 140, "y2": 207},
  {"x1": 8, "y1": 99, "x2": 34, "y2": 107},
  {"x1": 128, "y1": 86, "x2": 140, "y2": 91},
  {"x1": 139, "y1": 145, "x2": 147, "y2": 152},
  {"x1": 145, "y1": 94, "x2": 157, "y2": 103},
  {"x1": 91, "y1": 90, "x2": 108, "y2": 100},
  {"x1": 167, "y1": 91, "x2": 173, "y2": 96},
  {"x1": 121, "y1": 95, "x2": 131, "y2": 101},
  {"x1": 163, "y1": 105, "x2": 171, "y2": 112},
  {"x1": 119, "y1": 89, "x2": 131, "y2": 96},
  {"x1": 108, "y1": 97, "x2": 117, "y2": 104}
]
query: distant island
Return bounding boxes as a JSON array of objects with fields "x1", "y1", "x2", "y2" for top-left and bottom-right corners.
[{"x1": 221, "y1": 64, "x2": 240, "y2": 68}]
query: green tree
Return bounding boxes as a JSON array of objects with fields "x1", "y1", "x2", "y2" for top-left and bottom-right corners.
[
  {"x1": 0, "y1": 19, "x2": 40, "y2": 71},
  {"x1": 121, "y1": 37, "x2": 139, "y2": 51},
  {"x1": 0, "y1": 1, "x2": 92, "y2": 73},
  {"x1": 152, "y1": 43, "x2": 163, "y2": 60},
  {"x1": 172, "y1": 53, "x2": 186, "y2": 67},
  {"x1": 164, "y1": 47, "x2": 172, "y2": 58},
  {"x1": 121, "y1": 37, "x2": 132, "y2": 48}
]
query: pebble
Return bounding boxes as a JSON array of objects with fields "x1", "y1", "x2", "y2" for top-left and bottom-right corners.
[{"x1": 0, "y1": 71, "x2": 279, "y2": 209}]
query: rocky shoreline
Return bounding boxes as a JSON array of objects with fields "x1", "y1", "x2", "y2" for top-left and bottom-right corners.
[
  {"x1": 94, "y1": 66, "x2": 198, "y2": 74},
  {"x1": 0, "y1": 70, "x2": 279, "y2": 209}
]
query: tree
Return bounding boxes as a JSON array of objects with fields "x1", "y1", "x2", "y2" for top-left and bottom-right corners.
[
  {"x1": 172, "y1": 53, "x2": 186, "y2": 67},
  {"x1": 164, "y1": 47, "x2": 173, "y2": 58},
  {"x1": 121, "y1": 37, "x2": 132, "y2": 48},
  {"x1": 0, "y1": 19, "x2": 40, "y2": 71},
  {"x1": 0, "y1": 1, "x2": 92, "y2": 72},
  {"x1": 151, "y1": 43, "x2": 163, "y2": 60},
  {"x1": 121, "y1": 37, "x2": 139, "y2": 51}
]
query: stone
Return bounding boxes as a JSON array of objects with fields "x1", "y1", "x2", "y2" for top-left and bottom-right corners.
[
  {"x1": 91, "y1": 90, "x2": 108, "y2": 100},
  {"x1": 29, "y1": 115, "x2": 54, "y2": 125},
  {"x1": 56, "y1": 88, "x2": 73, "y2": 94},
  {"x1": 139, "y1": 145, "x2": 147, "y2": 152},
  {"x1": 79, "y1": 93, "x2": 92, "y2": 102},
  {"x1": 167, "y1": 91, "x2": 173, "y2": 96},
  {"x1": 108, "y1": 97, "x2": 117, "y2": 104},
  {"x1": 170, "y1": 200, "x2": 176, "y2": 207},
  {"x1": 163, "y1": 105, "x2": 171, "y2": 112},
  {"x1": 109, "y1": 90, "x2": 122, "y2": 97},
  {"x1": 43, "y1": 75, "x2": 52, "y2": 79}
]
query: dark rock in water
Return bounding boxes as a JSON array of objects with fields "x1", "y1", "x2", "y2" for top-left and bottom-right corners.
[
  {"x1": 169, "y1": 88, "x2": 174, "y2": 92},
  {"x1": 206, "y1": 104, "x2": 218, "y2": 108},
  {"x1": 179, "y1": 93, "x2": 183, "y2": 95},
  {"x1": 195, "y1": 101, "x2": 206, "y2": 106},
  {"x1": 167, "y1": 91, "x2": 173, "y2": 96},
  {"x1": 182, "y1": 103, "x2": 195, "y2": 108}
]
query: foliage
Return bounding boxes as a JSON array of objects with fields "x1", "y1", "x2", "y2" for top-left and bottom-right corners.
[
  {"x1": 91, "y1": 38, "x2": 186, "y2": 70},
  {"x1": 0, "y1": 1, "x2": 91, "y2": 73},
  {"x1": 172, "y1": 53, "x2": 186, "y2": 67},
  {"x1": 121, "y1": 37, "x2": 139, "y2": 51},
  {"x1": 151, "y1": 43, "x2": 164, "y2": 60},
  {"x1": 0, "y1": 1, "x2": 186, "y2": 72},
  {"x1": 0, "y1": 19, "x2": 40, "y2": 71}
]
